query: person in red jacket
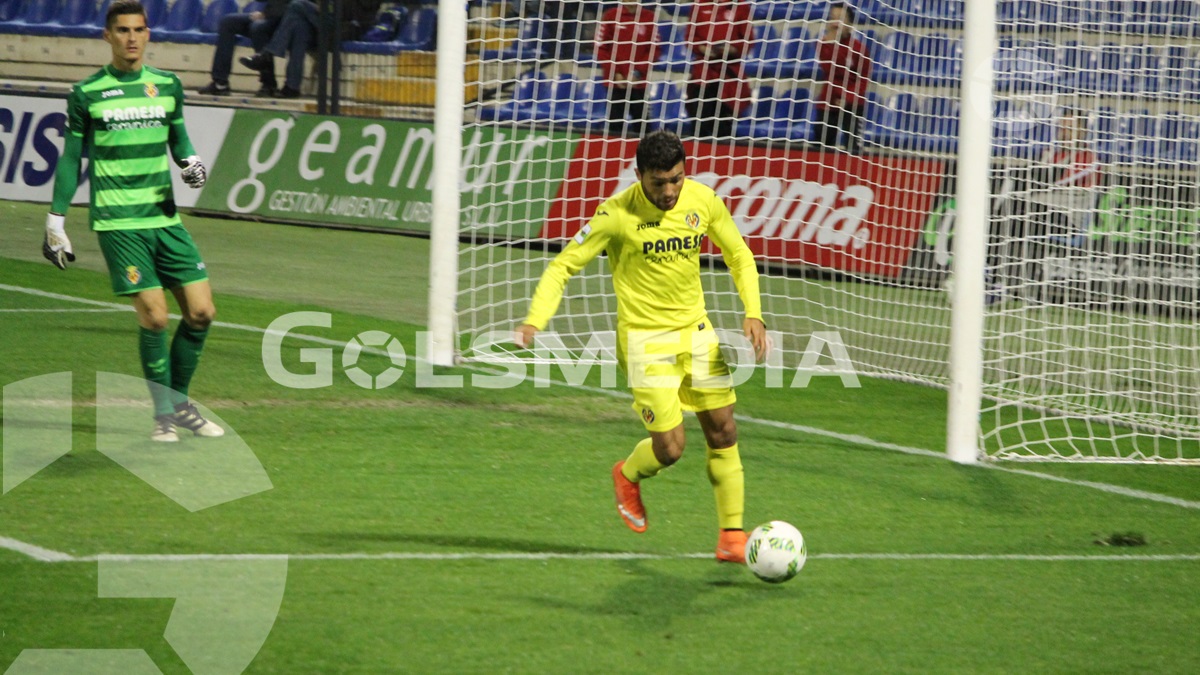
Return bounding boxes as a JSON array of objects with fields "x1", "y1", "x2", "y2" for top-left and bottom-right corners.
[
  {"x1": 595, "y1": 0, "x2": 662, "y2": 137},
  {"x1": 685, "y1": 0, "x2": 754, "y2": 141},
  {"x1": 816, "y1": 2, "x2": 871, "y2": 152}
]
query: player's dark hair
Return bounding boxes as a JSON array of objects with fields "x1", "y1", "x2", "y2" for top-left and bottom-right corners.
[
  {"x1": 635, "y1": 131, "x2": 686, "y2": 173},
  {"x1": 106, "y1": 0, "x2": 146, "y2": 29},
  {"x1": 829, "y1": 1, "x2": 856, "y2": 24}
]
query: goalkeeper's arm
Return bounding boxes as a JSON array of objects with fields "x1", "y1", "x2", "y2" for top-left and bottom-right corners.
[{"x1": 44, "y1": 129, "x2": 83, "y2": 270}]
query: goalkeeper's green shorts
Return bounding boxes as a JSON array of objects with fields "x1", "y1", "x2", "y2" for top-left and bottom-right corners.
[{"x1": 97, "y1": 225, "x2": 208, "y2": 296}]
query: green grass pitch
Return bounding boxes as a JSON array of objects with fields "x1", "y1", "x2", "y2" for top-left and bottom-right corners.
[{"x1": 1, "y1": 199, "x2": 1199, "y2": 673}]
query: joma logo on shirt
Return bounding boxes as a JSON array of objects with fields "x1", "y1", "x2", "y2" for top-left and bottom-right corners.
[
  {"x1": 636, "y1": 221, "x2": 660, "y2": 231},
  {"x1": 100, "y1": 89, "x2": 124, "y2": 98},
  {"x1": 642, "y1": 234, "x2": 703, "y2": 254},
  {"x1": 101, "y1": 105, "x2": 167, "y2": 123}
]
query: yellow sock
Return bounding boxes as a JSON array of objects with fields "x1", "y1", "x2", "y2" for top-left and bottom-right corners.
[
  {"x1": 621, "y1": 438, "x2": 665, "y2": 482},
  {"x1": 706, "y1": 444, "x2": 744, "y2": 530}
]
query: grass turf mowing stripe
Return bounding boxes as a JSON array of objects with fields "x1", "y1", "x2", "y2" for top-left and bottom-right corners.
[{"x1": 3, "y1": 283, "x2": 1199, "y2": 513}]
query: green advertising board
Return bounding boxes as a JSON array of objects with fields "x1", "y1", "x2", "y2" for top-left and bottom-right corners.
[{"x1": 197, "y1": 110, "x2": 578, "y2": 237}]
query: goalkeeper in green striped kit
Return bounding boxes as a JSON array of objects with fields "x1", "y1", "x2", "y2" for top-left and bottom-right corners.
[{"x1": 43, "y1": 0, "x2": 224, "y2": 443}]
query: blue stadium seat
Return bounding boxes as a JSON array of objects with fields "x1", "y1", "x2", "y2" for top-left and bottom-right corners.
[
  {"x1": 652, "y1": 21, "x2": 691, "y2": 73},
  {"x1": 915, "y1": 33, "x2": 961, "y2": 86},
  {"x1": 871, "y1": 30, "x2": 918, "y2": 85},
  {"x1": 918, "y1": 0, "x2": 965, "y2": 29},
  {"x1": 1167, "y1": 0, "x2": 1200, "y2": 37},
  {"x1": 1053, "y1": 41, "x2": 1100, "y2": 91},
  {"x1": 727, "y1": 87, "x2": 815, "y2": 143},
  {"x1": 995, "y1": 38, "x2": 1057, "y2": 93},
  {"x1": 531, "y1": 74, "x2": 580, "y2": 123},
  {"x1": 395, "y1": 6, "x2": 436, "y2": 51},
  {"x1": 646, "y1": 80, "x2": 690, "y2": 136},
  {"x1": 1156, "y1": 114, "x2": 1200, "y2": 167},
  {"x1": 919, "y1": 96, "x2": 959, "y2": 152},
  {"x1": 753, "y1": 0, "x2": 827, "y2": 21},
  {"x1": 782, "y1": 26, "x2": 820, "y2": 80},
  {"x1": 482, "y1": 16, "x2": 543, "y2": 61},
  {"x1": 358, "y1": 5, "x2": 409, "y2": 43},
  {"x1": 477, "y1": 71, "x2": 550, "y2": 122},
  {"x1": 154, "y1": 0, "x2": 203, "y2": 43},
  {"x1": 863, "y1": 92, "x2": 917, "y2": 149},
  {"x1": 570, "y1": 77, "x2": 608, "y2": 131},
  {"x1": 1, "y1": 0, "x2": 60, "y2": 35},
  {"x1": 54, "y1": 0, "x2": 100, "y2": 37},
  {"x1": 733, "y1": 86, "x2": 780, "y2": 140},
  {"x1": 742, "y1": 23, "x2": 784, "y2": 78}
]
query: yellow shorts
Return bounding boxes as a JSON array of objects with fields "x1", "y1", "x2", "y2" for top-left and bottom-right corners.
[{"x1": 618, "y1": 321, "x2": 737, "y2": 433}]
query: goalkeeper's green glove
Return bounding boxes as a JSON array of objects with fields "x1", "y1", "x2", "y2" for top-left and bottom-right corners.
[
  {"x1": 181, "y1": 155, "x2": 206, "y2": 188},
  {"x1": 43, "y1": 213, "x2": 75, "y2": 270}
]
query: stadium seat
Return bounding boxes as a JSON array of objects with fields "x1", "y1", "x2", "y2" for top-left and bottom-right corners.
[
  {"x1": 747, "y1": 87, "x2": 817, "y2": 142},
  {"x1": 863, "y1": 92, "x2": 917, "y2": 149},
  {"x1": 481, "y1": 17, "x2": 544, "y2": 61},
  {"x1": 1053, "y1": 41, "x2": 1100, "y2": 91},
  {"x1": 915, "y1": 33, "x2": 961, "y2": 86},
  {"x1": 918, "y1": 0, "x2": 965, "y2": 29},
  {"x1": 394, "y1": 6, "x2": 435, "y2": 51},
  {"x1": 1159, "y1": 114, "x2": 1200, "y2": 167},
  {"x1": 358, "y1": 5, "x2": 409, "y2": 43},
  {"x1": 919, "y1": 96, "x2": 959, "y2": 152},
  {"x1": 477, "y1": 71, "x2": 550, "y2": 122},
  {"x1": 742, "y1": 24, "x2": 784, "y2": 78},
  {"x1": 871, "y1": 30, "x2": 918, "y2": 85},
  {"x1": 570, "y1": 77, "x2": 608, "y2": 131},
  {"x1": 530, "y1": 74, "x2": 584, "y2": 124},
  {"x1": 154, "y1": 0, "x2": 204, "y2": 43},
  {"x1": 1, "y1": 0, "x2": 59, "y2": 35},
  {"x1": 652, "y1": 21, "x2": 691, "y2": 73},
  {"x1": 646, "y1": 80, "x2": 690, "y2": 136},
  {"x1": 995, "y1": 38, "x2": 1057, "y2": 92},
  {"x1": 753, "y1": 0, "x2": 827, "y2": 21}
]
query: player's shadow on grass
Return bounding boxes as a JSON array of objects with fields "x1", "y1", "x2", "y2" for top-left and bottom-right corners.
[
  {"x1": 306, "y1": 531, "x2": 635, "y2": 555},
  {"x1": 519, "y1": 559, "x2": 768, "y2": 628}
]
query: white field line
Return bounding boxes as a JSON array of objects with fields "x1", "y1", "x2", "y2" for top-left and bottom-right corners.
[
  {"x1": 3, "y1": 538, "x2": 1200, "y2": 564},
  {"x1": 0, "y1": 308, "x2": 128, "y2": 312},
  {"x1": 2, "y1": 284, "x2": 1199, "y2": 513},
  {"x1": 0, "y1": 536, "x2": 74, "y2": 562}
]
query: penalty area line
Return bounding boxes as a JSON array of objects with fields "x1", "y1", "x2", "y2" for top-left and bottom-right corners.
[{"x1": 3, "y1": 284, "x2": 1199, "y2": 512}]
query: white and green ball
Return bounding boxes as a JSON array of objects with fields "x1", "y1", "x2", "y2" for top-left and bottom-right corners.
[{"x1": 745, "y1": 521, "x2": 806, "y2": 583}]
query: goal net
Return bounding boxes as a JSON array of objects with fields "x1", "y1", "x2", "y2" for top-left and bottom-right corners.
[{"x1": 447, "y1": 0, "x2": 1200, "y2": 463}]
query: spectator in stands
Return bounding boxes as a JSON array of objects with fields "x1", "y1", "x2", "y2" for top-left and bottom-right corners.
[
  {"x1": 685, "y1": 0, "x2": 754, "y2": 141},
  {"x1": 595, "y1": 0, "x2": 661, "y2": 137},
  {"x1": 198, "y1": 0, "x2": 287, "y2": 97},
  {"x1": 525, "y1": 0, "x2": 581, "y2": 60},
  {"x1": 814, "y1": 1, "x2": 871, "y2": 153},
  {"x1": 239, "y1": 0, "x2": 381, "y2": 98},
  {"x1": 1030, "y1": 108, "x2": 1101, "y2": 245}
]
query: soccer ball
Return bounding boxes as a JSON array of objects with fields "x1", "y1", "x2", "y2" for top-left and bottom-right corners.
[{"x1": 745, "y1": 520, "x2": 806, "y2": 583}]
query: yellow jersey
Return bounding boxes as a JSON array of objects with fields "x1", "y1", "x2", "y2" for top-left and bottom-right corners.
[{"x1": 525, "y1": 178, "x2": 762, "y2": 332}]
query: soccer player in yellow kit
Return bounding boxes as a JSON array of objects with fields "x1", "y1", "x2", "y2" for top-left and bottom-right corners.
[{"x1": 515, "y1": 131, "x2": 768, "y2": 562}]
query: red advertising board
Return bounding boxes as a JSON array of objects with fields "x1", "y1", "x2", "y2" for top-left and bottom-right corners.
[{"x1": 542, "y1": 137, "x2": 946, "y2": 278}]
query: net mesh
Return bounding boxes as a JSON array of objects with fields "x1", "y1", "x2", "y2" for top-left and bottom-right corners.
[{"x1": 454, "y1": 0, "x2": 1200, "y2": 463}]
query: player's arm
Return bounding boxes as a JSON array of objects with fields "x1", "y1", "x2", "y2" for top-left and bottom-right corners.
[
  {"x1": 44, "y1": 89, "x2": 87, "y2": 269},
  {"x1": 167, "y1": 77, "x2": 206, "y2": 187},
  {"x1": 515, "y1": 216, "x2": 613, "y2": 347},
  {"x1": 706, "y1": 197, "x2": 769, "y2": 361}
]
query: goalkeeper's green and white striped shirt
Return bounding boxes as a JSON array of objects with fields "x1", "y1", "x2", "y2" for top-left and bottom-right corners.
[{"x1": 51, "y1": 64, "x2": 196, "y2": 231}]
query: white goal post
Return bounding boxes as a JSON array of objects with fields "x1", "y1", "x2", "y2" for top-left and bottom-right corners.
[{"x1": 430, "y1": 0, "x2": 1200, "y2": 464}]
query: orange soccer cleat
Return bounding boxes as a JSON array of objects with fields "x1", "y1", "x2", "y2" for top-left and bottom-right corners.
[
  {"x1": 715, "y1": 529, "x2": 748, "y2": 564},
  {"x1": 611, "y1": 461, "x2": 647, "y2": 533}
]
